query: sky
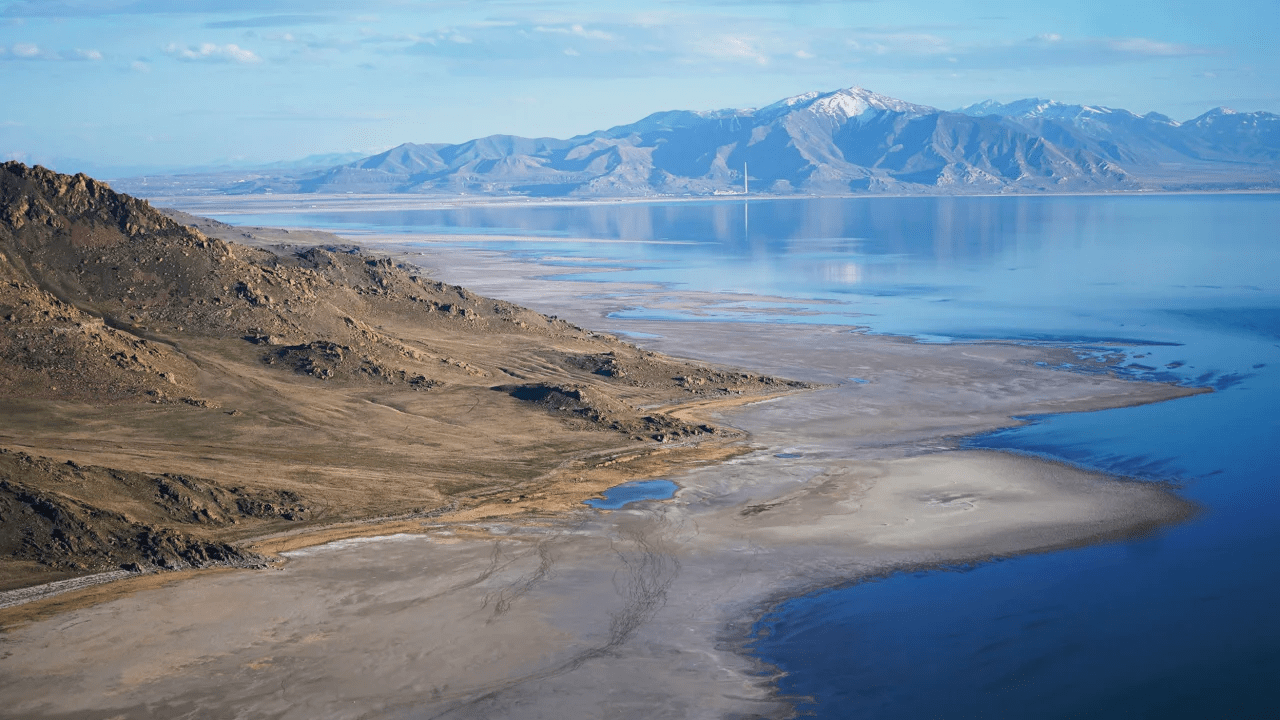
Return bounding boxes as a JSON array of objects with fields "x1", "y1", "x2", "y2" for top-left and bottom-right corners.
[{"x1": 1, "y1": 0, "x2": 1276, "y2": 176}]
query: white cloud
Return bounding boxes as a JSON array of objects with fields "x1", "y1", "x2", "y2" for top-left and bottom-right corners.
[
  {"x1": 1, "y1": 43, "x2": 108, "y2": 61},
  {"x1": 1108, "y1": 37, "x2": 1208, "y2": 57},
  {"x1": 130, "y1": 60, "x2": 150, "y2": 72},
  {"x1": 831, "y1": 30, "x2": 1217, "y2": 71},
  {"x1": 534, "y1": 24, "x2": 614, "y2": 41},
  {"x1": 794, "y1": 49, "x2": 814, "y2": 59},
  {"x1": 848, "y1": 32, "x2": 950, "y2": 56},
  {"x1": 699, "y1": 36, "x2": 769, "y2": 65},
  {"x1": 564, "y1": 48, "x2": 580, "y2": 56},
  {"x1": 164, "y1": 42, "x2": 261, "y2": 63}
]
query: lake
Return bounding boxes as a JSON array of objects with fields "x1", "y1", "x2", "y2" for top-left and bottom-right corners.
[{"x1": 209, "y1": 193, "x2": 1280, "y2": 718}]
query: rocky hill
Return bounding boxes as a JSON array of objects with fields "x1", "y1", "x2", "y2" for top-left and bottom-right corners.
[{"x1": 0, "y1": 162, "x2": 807, "y2": 591}]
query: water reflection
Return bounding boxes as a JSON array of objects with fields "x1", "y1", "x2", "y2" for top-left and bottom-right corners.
[{"x1": 224, "y1": 195, "x2": 1280, "y2": 344}]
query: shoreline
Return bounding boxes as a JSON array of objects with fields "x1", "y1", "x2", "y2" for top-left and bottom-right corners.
[
  {"x1": 130, "y1": 187, "x2": 1280, "y2": 217},
  {"x1": 0, "y1": 391, "x2": 781, "y2": 623},
  {"x1": 0, "y1": 332, "x2": 1203, "y2": 624},
  {"x1": 0, "y1": 318, "x2": 1206, "y2": 717},
  {"x1": 0, "y1": 213, "x2": 1212, "y2": 718}
]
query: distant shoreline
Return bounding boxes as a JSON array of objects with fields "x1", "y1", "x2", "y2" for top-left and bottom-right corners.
[{"x1": 132, "y1": 186, "x2": 1280, "y2": 217}]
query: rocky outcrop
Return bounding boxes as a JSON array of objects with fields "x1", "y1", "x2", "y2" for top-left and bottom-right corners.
[
  {"x1": 0, "y1": 450, "x2": 307, "y2": 571},
  {"x1": 500, "y1": 383, "x2": 719, "y2": 442},
  {"x1": 562, "y1": 350, "x2": 810, "y2": 396}
]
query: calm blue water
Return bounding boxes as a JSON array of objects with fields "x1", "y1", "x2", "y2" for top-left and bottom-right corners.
[
  {"x1": 583, "y1": 479, "x2": 679, "y2": 510},
  {"x1": 211, "y1": 194, "x2": 1280, "y2": 718}
]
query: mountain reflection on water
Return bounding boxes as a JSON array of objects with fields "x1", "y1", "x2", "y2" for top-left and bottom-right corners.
[{"x1": 214, "y1": 193, "x2": 1280, "y2": 718}]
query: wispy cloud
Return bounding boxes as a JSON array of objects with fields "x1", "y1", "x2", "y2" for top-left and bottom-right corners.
[
  {"x1": 2, "y1": 0, "x2": 358, "y2": 18},
  {"x1": 695, "y1": 36, "x2": 770, "y2": 66},
  {"x1": 681, "y1": 0, "x2": 872, "y2": 5},
  {"x1": 1, "y1": 42, "x2": 69, "y2": 60},
  {"x1": 396, "y1": 16, "x2": 800, "y2": 76},
  {"x1": 1, "y1": 43, "x2": 108, "y2": 61},
  {"x1": 205, "y1": 14, "x2": 337, "y2": 29},
  {"x1": 302, "y1": 11, "x2": 1229, "y2": 83},
  {"x1": 964, "y1": 34, "x2": 1220, "y2": 68},
  {"x1": 534, "y1": 24, "x2": 614, "y2": 41},
  {"x1": 826, "y1": 29, "x2": 1220, "y2": 70},
  {"x1": 1108, "y1": 37, "x2": 1213, "y2": 57},
  {"x1": 164, "y1": 42, "x2": 261, "y2": 63},
  {"x1": 846, "y1": 32, "x2": 953, "y2": 57}
]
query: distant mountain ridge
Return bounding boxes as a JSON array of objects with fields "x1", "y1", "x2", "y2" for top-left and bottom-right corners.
[
  {"x1": 114, "y1": 87, "x2": 1280, "y2": 197},
  {"x1": 956, "y1": 98, "x2": 1280, "y2": 167}
]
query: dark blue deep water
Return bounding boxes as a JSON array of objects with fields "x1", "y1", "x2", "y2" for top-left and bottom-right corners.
[{"x1": 212, "y1": 194, "x2": 1280, "y2": 718}]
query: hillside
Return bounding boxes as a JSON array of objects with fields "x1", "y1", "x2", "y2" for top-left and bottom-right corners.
[
  {"x1": 0, "y1": 162, "x2": 807, "y2": 591},
  {"x1": 111, "y1": 87, "x2": 1280, "y2": 198}
]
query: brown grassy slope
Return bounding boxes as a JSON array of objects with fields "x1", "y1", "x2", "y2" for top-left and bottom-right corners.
[{"x1": 0, "y1": 162, "x2": 808, "y2": 590}]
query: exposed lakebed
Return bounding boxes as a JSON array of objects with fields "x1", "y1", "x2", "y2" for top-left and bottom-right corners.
[{"x1": 55, "y1": 193, "x2": 1280, "y2": 717}]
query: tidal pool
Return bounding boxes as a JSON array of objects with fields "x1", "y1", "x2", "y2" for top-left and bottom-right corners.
[{"x1": 584, "y1": 479, "x2": 679, "y2": 510}]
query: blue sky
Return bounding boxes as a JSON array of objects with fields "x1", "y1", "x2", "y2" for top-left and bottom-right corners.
[{"x1": 1, "y1": 0, "x2": 1275, "y2": 176}]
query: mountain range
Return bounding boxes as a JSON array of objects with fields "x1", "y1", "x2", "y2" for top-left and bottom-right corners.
[{"x1": 112, "y1": 87, "x2": 1280, "y2": 197}]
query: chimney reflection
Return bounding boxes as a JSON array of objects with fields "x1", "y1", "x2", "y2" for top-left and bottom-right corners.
[{"x1": 821, "y1": 262, "x2": 863, "y2": 284}]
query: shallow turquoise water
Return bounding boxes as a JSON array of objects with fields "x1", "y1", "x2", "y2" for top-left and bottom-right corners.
[
  {"x1": 213, "y1": 194, "x2": 1280, "y2": 718},
  {"x1": 583, "y1": 479, "x2": 679, "y2": 510}
]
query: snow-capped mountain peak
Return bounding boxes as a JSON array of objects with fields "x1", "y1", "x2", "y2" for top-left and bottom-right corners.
[
  {"x1": 1188, "y1": 107, "x2": 1246, "y2": 127},
  {"x1": 763, "y1": 87, "x2": 933, "y2": 120},
  {"x1": 958, "y1": 98, "x2": 1114, "y2": 121},
  {"x1": 771, "y1": 90, "x2": 824, "y2": 109}
]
